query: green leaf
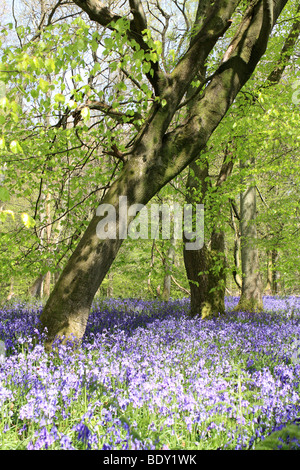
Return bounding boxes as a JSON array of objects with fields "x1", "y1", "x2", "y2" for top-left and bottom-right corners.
[
  {"x1": 21, "y1": 213, "x2": 36, "y2": 228},
  {"x1": 0, "y1": 137, "x2": 6, "y2": 149},
  {"x1": 10, "y1": 140, "x2": 23, "y2": 154},
  {"x1": 39, "y1": 78, "x2": 50, "y2": 93},
  {"x1": 45, "y1": 57, "x2": 56, "y2": 73},
  {"x1": 0, "y1": 187, "x2": 10, "y2": 201},
  {"x1": 91, "y1": 39, "x2": 98, "y2": 52},
  {"x1": 31, "y1": 89, "x2": 39, "y2": 99},
  {"x1": 77, "y1": 38, "x2": 85, "y2": 51},
  {"x1": 0, "y1": 210, "x2": 14, "y2": 222},
  {"x1": 104, "y1": 37, "x2": 114, "y2": 50},
  {"x1": 81, "y1": 106, "x2": 90, "y2": 121},
  {"x1": 54, "y1": 93, "x2": 65, "y2": 104},
  {"x1": 0, "y1": 96, "x2": 8, "y2": 109},
  {"x1": 142, "y1": 62, "x2": 151, "y2": 74}
]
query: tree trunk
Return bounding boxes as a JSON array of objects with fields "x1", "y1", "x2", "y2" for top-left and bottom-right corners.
[
  {"x1": 39, "y1": 0, "x2": 288, "y2": 346},
  {"x1": 265, "y1": 249, "x2": 273, "y2": 294},
  {"x1": 230, "y1": 202, "x2": 242, "y2": 290},
  {"x1": 184, "y1": 232, "x2": 226, "y2": 318},
  {"x1": 183, "y1": 154, "x2": 230, "y2": 318},
  {"x1": 272, "y1": 249, "x2": 281, "y2": 294},
  {"x1": 106, "y1": 272, "x2": 113, "y2": 297},
  {"x1": 6, "y1": 278, "x2": 14, "y2": 301},
  {"x1": 28, "y1": 274, "x2": 45, "y2": 298},
  {"x1": 236, "y1": 159, "x2": 263, "y2": 312},
  {"x1": 43, "y1": 271, "x2": 51, "y2": 298},
  {"x1": 162, "y1": 237, "x2": 175, "y2": 302},
  {"x1": 43, "y1": 191, "x2": 52, "y2": 298}
]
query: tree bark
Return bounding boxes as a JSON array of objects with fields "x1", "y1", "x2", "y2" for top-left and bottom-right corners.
[
  {"x1": 183, "y1": 146, "x2": 233, "y2": 318},
  {"x1": 265, "y1": 249, "x2": 273, "y2": 294},
  {"x1": 6, "y1": 278, "x2": 14, "y2": 301},
  {"x1": 184, "y1": 232, "x2": 226, "y2": 318},
  {"x1": 272, "y1": 249, "x2": 281, "y2": 294},
  {"x1": 106, "y1": 272, "x2": 113, "y2": 297},
  {"x1": 43, "y1": 191, "x2": 52, "y2": 297},
  {"x1": 235, "y1": 158, "x2": 263, "y2": 312},
  {"x1": 231, "y1": 201, "x2": 242, "y2": 290},
  {"x1": 162, "y1": 237, "x2": 175, "y2": 302},
  {"x1": 28, "y1": 274, "x2": 45, "y2": 298},
  {"x1": 39, "y1": 0, "x2": 289, "y2": 346}
]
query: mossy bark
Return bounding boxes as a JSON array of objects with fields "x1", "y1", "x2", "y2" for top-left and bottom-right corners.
[
  {"x1": 184, "y1": 235, "x2": 226, "y2": 319},
  {"x1": 183, "y1": 158, "x2": 227, "y2": 319}
]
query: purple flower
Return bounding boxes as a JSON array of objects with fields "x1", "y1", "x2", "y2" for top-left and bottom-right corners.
[{"x1": 74, "y1": 422, "x2": 91, "y2": 448}]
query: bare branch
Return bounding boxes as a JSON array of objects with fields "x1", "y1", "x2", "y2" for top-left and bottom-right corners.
[{"x1": 12, "y1": 0, "x2": 23, "y2": 47}]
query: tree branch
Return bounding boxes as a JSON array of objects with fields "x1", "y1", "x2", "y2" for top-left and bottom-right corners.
[
  {"x1": 159, "y1": 0, "x2": 288, "y2": 180},
  {"x1": 171, "y1": 275, "x2": 190, "y2": 295},
  {"x1": 216, "y1": 141, "x2": 235, "y2": 188},
  {"x1": 266, "y1": 1, "x2": 300, "y2": 84},
  {"x1": 72, "y1": 99, "x2": 143, "y2": 129},
  {"x1": 72, "y1": 0, "x2": 121, "y2": 26},
  {"x1": 72, "y1": 0, "x2": 164, "y2": 95},
  {"x1": 129, "y1": 0, "x2": 147, "y2": 33}
]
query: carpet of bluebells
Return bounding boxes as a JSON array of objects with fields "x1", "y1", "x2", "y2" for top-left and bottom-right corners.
[{"x1": 0, "y1": 296, "x2": 300, "y2": 450}]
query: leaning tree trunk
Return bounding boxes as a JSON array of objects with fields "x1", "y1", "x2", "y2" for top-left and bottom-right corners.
[{"x1": 39, "y1": 0, "x2": 288, "y2": 347}]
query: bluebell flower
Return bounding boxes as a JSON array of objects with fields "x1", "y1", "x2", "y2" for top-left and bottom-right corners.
[{"x1": 75, "y1": 422, "x2": 91, "y2": 448}]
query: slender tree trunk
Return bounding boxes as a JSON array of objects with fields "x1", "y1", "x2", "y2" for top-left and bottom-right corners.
[
  {"x1": 43, "y1": 191, "x2": 52, "y2": 297},
  {"x1": 28, "y1": 274, "x2": 45, "y2": 298},
  {"x1": 272, "y1": 249, "x2": 281, "y2": 294},
  {"x1": 230, "y1": 202, "x2": 242, "y2": 290},
  {"x1": 106, "y1": 272, "x2": 113, "y2": 297},
  {"x1": 236, "y1": 158, "x2": 263, "y2": 312},
  {"x1": 162, "y1": 237, "x2": 175, "y2": 302},
  {"x1": 6, "y1": 278, "x2": 14, "y2": 301},
  {"x1": 265, "y1": 249, "x2": 273, "y2": 294},
  {"x1": 39, "y1": 0, "x2": 288, "y2": 346},
  {"x1": 147, "y1": 239, "x2": 156, "y2": 297}
]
